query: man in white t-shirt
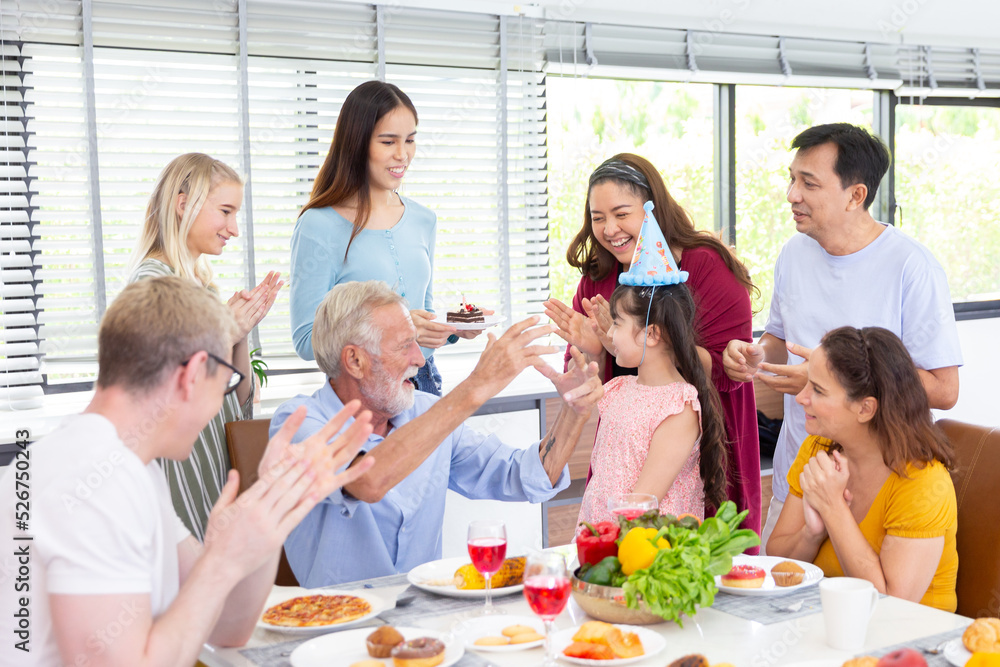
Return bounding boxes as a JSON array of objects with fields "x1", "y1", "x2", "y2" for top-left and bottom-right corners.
[
  {"x1": 722, "y1": 123, "x2": 963, "y2": 550},
  {"x1": 0, "y1": 277, "x2": 374, "y2": 666}
]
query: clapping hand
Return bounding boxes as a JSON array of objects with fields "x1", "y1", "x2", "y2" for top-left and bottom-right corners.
[
  {"x1": 228, "y1": 271, "x2": 284, "y2": 343},
  {"x1": 583, "y1": 295, "x2": 613, "y2": 352},
  {"x1": 467, "y1": 316, "x2": 559, "y2": 399},
  {"x1": 203, "y1": 401, "x2": 374, "y2": 578},
  {"x1": 722, "y1": 340, "x2": 766, "y2": 382},
  {"x1": 543, "y1": 297, "x2": 609, "y2": 357},
  {"x1": 800, "y1": 449, "x2": 851, "y2": 520},
  {"x1": 757, "y1": 342, "x2": 812, "y2": 395},
  {"x1": 535, "y1": 345, "x2": 603, "y2": 416}
]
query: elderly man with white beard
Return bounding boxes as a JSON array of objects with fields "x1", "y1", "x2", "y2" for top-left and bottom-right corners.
[{"x1": 271, "y1": 280, "x2": 603, "y2": 586}]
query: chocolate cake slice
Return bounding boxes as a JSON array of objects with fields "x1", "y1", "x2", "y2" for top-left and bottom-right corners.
[{"x1": 447, "y1": 303, "x2": 485, "y2": 324}]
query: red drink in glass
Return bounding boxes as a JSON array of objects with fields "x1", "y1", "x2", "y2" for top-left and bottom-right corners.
[
  {"x1": 524, "y1": 575, "x2": 571, "y2": 620},
  {"x1": 612, "y1": 508, "x2": 645, "y2": 521},
  {"x1": 468, "y1": 537, "x2": 507, "y2": 575}
]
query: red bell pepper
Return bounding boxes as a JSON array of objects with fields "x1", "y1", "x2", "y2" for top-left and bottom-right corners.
[{"x1": 576, "y1": 521, "x2": 620, "y2": 567}]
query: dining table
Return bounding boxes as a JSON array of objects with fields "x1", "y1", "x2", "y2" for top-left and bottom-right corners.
[{"x1": 198, "y1": 560, "x2": 972, "y2": 667}]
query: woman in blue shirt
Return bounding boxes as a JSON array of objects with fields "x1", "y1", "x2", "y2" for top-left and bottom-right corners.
[{"x1": 290, "y1": 80, "x2": 474, "y2": 395}]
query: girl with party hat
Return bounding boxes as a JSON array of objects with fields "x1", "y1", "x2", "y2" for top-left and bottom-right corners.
[{"x1": 576, "y1": 203, "x2": 728, "y2": 524}]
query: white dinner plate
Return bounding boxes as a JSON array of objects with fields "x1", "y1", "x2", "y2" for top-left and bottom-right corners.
[
  {"x1": 290, "y1": 625, "x2": 463, "y2": 667},
  {"x1": 943, "y1": 637, "x2": 972, "y2": 666},
  {"x1": 551, "y1": 625, "x2": 667, "y2": 666},
  {"x1": 256, "y1": 587, "x2": 389, "y2": 636},
  {"x1": 407, "y1": 556, "x2": 524, "y2": 599},
  {"x1": 714, "y1": 555, "x2": 823, "y2": 597},
  {"x1": 453, "y1": 614, "x2": 546, "y2": 652},
  {"x1": 780, "y1": 661, "x2": 842, "y2": 667}
]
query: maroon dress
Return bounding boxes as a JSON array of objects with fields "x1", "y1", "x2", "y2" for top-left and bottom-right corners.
[{"x1": 565, "y1": 246, "x2": 761, "y2": 542}]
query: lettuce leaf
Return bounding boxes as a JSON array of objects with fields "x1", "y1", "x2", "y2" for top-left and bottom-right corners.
[{"x1": 621, "y1": 501, "x2": 760, "y2": 626}]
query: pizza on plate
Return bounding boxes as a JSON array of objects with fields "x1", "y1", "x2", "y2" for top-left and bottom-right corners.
[{"x1": 261, "y1": 594, "x2": 373, "y2": 627}]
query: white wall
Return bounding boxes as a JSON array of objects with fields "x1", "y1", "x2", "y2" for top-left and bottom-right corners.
[
  {"x1": 440, "y1": 408, "x2": 546, "y2": 559},
  {"x1": 935, "y1": 317, "x2": 1000, "y2": 428}
]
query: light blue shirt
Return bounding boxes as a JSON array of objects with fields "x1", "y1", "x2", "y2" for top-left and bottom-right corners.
[
  {"x1": 270, "y1": 382, "x2": 570, "y2": 587},
  {"x1": 764, "y1": 223, "x2": 963, "y2": 503},
  {"x1": 289, "y1": 197, "x2": 437, "y2": 360}
]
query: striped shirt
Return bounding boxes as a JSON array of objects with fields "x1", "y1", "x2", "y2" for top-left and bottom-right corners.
[{"x1": 127, "y1": 258, "x2": 254, "y2": 541}]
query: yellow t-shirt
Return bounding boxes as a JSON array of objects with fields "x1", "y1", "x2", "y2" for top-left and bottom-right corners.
[{"x1": 787, "y1": 436, "x2": 958, "y2": 612}]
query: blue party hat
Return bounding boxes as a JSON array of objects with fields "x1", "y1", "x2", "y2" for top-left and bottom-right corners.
[{"x1": 618, "y1": 201, "x2": 688, "y2": 286}]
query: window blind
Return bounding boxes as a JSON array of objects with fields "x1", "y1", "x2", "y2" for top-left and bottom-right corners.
[
  {"x1": 384, "y1": 9, "x2": 550, "y2": 327},
  {"x1": 503, "y1": 16, "x2": 549, "y2": 323},
  {"x1": 32, "y1": 0, "x2": 246, "y2": 383},
  {"x1": 0, "y1": 40, "x2": 43, "y2": 409},
  {"x1": 895, "y1": 44, "x2": 1000, "y2": 96},
  {"x1": 246, "y1": 0, "x2": 377, "y2": 360},
  {"x1": 22, "y1": 41, "x2": 94, "y2": 387},
  {"x1": 545, "y1": 19, "x2": 1000, "y2": 96}
]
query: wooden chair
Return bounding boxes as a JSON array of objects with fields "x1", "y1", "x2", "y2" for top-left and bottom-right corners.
[
  {"x1": 224, "y1": 419, "x2": 300, "y2": 587},
  {"x1": 938, "y1": 419, "x2": 1000, "y2": 618}
]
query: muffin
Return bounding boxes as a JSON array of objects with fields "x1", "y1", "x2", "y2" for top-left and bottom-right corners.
[
  {"x1": 366, "y1": 625, "x2": 405, "y2": 658},
  {"x1": 771, "y1": 560, "x2": 806, "y2": 587}
]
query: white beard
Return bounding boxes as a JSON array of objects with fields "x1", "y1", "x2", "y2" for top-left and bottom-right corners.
[{"x1": 361, "y1": 358, "x2": 418, "y2": 417}]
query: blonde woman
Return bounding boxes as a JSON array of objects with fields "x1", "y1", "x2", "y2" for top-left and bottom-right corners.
[{"x1": 128, "y1": 152, "x2": 283, "y2": 540}]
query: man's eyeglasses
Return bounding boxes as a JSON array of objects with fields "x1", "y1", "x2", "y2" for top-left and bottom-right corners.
[{"x1": 182, "y1": 352, "x2": 245, "y2": 396}]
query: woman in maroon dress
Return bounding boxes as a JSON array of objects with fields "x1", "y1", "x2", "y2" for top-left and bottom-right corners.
[{"x1": 545, "y1": 153, "x2": 761, "y2": 540}]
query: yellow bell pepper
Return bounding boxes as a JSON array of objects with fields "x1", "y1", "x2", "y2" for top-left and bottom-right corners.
[{"x1": 618, "y1": 527, "x2": 669, "y2": 575}]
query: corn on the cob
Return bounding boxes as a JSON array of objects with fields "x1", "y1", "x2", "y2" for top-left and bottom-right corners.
[{"x1": 454, "y1": 556, "x2": 526, "y2": 590}]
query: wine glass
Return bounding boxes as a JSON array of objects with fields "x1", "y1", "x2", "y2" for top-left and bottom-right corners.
[
  {"x1": 523, "y1": 551, "x2": 571, "y2": 667},
  {"x1": 607, "y1": 492, "x2": 659, "y2": 521},
  {"x1": 467, "y1": 519, "x2": 507, "y2": 615}
]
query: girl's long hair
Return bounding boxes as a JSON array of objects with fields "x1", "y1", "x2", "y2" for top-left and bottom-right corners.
[
  {"x1": 299, "y1": 80, "x2": 418, "y2": 259},
  {"x1": 568, "y1": 153, "x2": 756, "y2": 301},
  {"x1": 130, "y1": 152, "x2": 242, "y2": 288},
  {"x1": 820, "y1": 326, "x2": 955, "y2": 473},
  {"x1": 609, "y1": 283, "x2": 729, "y2": 510}
]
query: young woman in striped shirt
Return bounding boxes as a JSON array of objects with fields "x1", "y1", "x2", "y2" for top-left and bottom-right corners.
[{"x1": 127, "y1": 152, "x2": 283, "y2": 540}]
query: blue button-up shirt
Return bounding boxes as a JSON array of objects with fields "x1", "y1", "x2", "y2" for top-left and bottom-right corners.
[{"x1": 270, "y1": 382, "x2": 570, "y2": 587}]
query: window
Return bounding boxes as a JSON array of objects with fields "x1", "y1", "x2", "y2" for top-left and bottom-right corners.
[
  {"x1": 735, "y1": 86, "x2": 873, "y2": 326},
  {"x1": 895, "y1": 101, "x2": 1000, "y2": 304},
  {"x1": 547, "y1": 77, "x2": 714, "y2": 304},
  {"x1": 2, "y1": 2, "x2": 550, "y2": 397}
]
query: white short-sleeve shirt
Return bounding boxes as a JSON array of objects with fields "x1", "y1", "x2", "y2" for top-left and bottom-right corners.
[
  {"x1": 765, "y1": 224, "x2": 963, "y2": 502},
  {"x1": 0, "y1": 413, "x2": 190, "y2": 666}
]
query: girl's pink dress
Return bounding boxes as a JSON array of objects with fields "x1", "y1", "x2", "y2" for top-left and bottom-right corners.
[{"x1": 577, "y1": 376, "x2": 705, "y2": 525}]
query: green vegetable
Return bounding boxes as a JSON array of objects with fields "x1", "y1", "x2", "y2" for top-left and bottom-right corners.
[
  {"x1": 620, "y1": 501, "x2": 760, "y2": 626},
  {"x1": 582, "y1": 556, "x2": 621, "y2": 586}
]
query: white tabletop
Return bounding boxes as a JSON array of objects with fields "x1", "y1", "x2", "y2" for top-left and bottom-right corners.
[{"x1": 199, "y1": 579, "x2": 970, "y2": 667}]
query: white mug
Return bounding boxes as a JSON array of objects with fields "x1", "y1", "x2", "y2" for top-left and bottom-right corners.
[{"x1": 819, "y1": 577, "x2": 879, "y2": 651}]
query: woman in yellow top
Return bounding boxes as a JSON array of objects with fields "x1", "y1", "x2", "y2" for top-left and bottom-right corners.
[{"x1": 767, "y1": 326, "x2": 957, "y2": 612}]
